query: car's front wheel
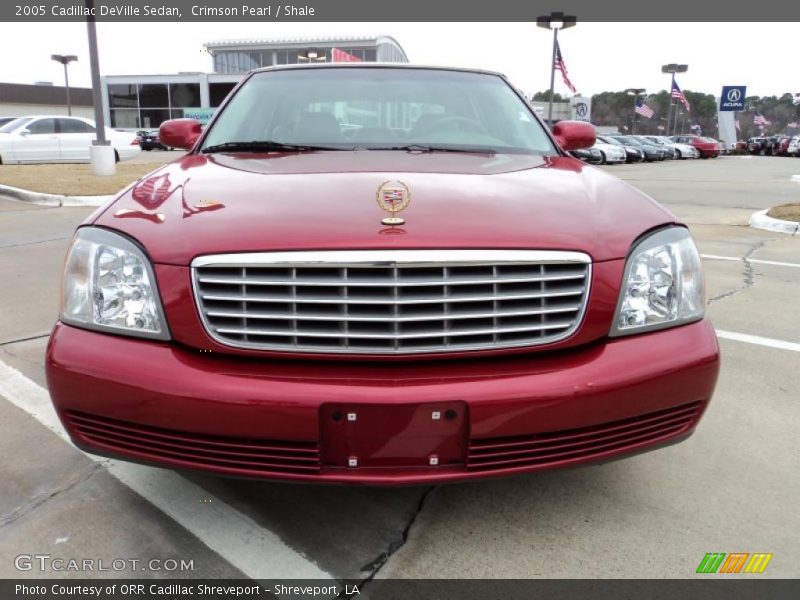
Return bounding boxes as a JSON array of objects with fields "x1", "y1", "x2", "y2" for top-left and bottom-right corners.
[
  {"x1": 675, "y1": 149, "x2": 682, "y2": 159},
  {"x1": 599, "y1": 151, "x2": 607, "y2": 164}
]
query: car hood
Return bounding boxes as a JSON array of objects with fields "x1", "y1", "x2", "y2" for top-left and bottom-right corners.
[{"x1": 92, "y1": 151, "x2": 677, "y2": 265}]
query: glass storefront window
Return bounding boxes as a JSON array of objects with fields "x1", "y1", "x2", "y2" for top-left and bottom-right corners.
[
  {"x1": 138, "y1": 84, "x2": 169, "y2": 107},
  {"x1": 210, "y1": 82, "x2": 236, "y2": 107},
  {"x1": 110, "y1": 109, "x2": 140, "y2": 129},
  {"x1": 108, "y1": 84, "x2": 138, "y2": 108},
  {"x1": 140, "y1": 108, "x2": 171, "y2": 129},
  {"x1": 169, "y1": 83, "x2": 201, "y2": 108}
]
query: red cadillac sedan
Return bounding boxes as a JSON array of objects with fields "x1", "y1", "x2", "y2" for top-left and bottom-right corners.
[{"x1": 46, "y1": 65, "x2": 720, "y2": 484}]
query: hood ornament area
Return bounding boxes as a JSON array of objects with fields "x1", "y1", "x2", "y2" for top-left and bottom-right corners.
[{"x1": 376, "y1": 180, "x2": 411, "y2": 226}]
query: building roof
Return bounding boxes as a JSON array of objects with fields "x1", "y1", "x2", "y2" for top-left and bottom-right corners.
[
  {"x1": 204, "y1": 35, "x2": 404, "y2": 51},
  {"x1": 0, "y1": 82, "x2": 93, "y2": 107}
]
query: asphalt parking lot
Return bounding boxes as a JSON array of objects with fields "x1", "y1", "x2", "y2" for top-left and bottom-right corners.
[{"x1": 1, "y1": 155, "x2": 798, "y2": 584}]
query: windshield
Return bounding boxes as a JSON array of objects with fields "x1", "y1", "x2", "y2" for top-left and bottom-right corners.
[
  {"x1": 201, "y1": 67, "x2": 556, "y2": 155},
  {"x1": 0, "y1": 117, "x2": 32, "y2": 133}
]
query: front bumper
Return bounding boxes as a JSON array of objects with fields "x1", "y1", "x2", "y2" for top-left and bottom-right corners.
[{"x1": 46, "y1": 320, "x2": 720, "y2": 484}]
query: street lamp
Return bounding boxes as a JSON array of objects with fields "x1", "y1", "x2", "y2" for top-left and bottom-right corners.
[
  {"x1": 626, "y1": 88, "x2": 646, "y2": 134},
  {"x1": 51, "y1": 54, "x2": 78, "y2": 116},
  {"x1": 537, "y1": 11, "x2": 576, "y2": 125},
  {"x1": 661, "y1": 63, "x2": 688, "y2": 136}
]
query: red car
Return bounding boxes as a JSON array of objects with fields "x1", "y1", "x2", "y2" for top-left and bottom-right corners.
[
  {"x1": 46, "y1": 65, "x2": 720, "y2": 484},
  {"x1": 670, "y1": 135, "x2": 720, "y2": 158}
]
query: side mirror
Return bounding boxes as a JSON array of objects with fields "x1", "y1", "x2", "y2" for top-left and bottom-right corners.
[
  {"x1": 552, "y1": 120, "x2": 596, "y2": 151},
  {"x1": 19, "y1": 129, "x2": 31, "y2": 136},
  {"x1": 159, "y1": 118, "x2": 202, "y2": 150}
]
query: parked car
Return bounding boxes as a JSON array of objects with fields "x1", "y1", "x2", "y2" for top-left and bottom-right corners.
[
  {"x1": 671, "y1": 135, "x2": 719, "y2": 158},
  {"x1": 0, "y1": 116, "x2": 18, "y2": 128},
  {"x1": 591, "y1": 140, "x2": 627, "y2": 164},
  {"x1": 787, "y1": 136, "x2": 800, "y2": 157},
  {"x1": 137, "y1": 129, "x2": 169, "y2": 151},
  {"x1": 47, "y1": 64, "x2": 719, "y2": 484},
  {"x1": 0, "y1": 116, "x2": 140, "y2": 164},
  {"x1": 570, "y1": 147, "x2": 603, "y2": 164},
  {"x1": 642, "y1": 135, "x2": 699, "y2": 159},
  {"x1": 609, "y1": 135, "x2": 667, "y2": 161},
  {"x1": 596, "y1": 135, "x2": 644, "y2": 163},
  {"x1": 774, "y1": 136, "x2": 793, "y2": 156}
]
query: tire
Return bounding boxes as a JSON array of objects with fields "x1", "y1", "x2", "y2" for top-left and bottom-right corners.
[
  {"x1": 675, "y1": 150, "x2": 682, "y2": 159},
  {"x1": 114, "y1": 150, "x2": 120, "y2": 163},
  {"x1": 599, "y1": 151, "x2": 606, "y2": 164},
  {"x1": 759, "y1": 148, "x2": 766, "y2": 156}
]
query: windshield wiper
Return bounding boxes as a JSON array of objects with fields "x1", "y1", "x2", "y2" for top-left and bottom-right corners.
[
  {"x1": 367, "y1": 144, "x2": 496, "y2": 154},
  {"x1": 201, "y1": 140, "x2": 342, "y2": 154}
]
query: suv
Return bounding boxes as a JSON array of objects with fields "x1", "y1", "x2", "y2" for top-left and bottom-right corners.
[{"x1": 47, "y1": 65, "x2": 719, "y2": 484}]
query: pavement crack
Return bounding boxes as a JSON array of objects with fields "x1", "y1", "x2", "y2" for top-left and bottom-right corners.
[
  {"x1": 0, "y1": 463, "x2": 101, "y2": 528},
  {"x1": 0, "y1": 333, "x2": 50, "y2": 348},
  {"x1": 706, "y1": 239, "x2": 773, "y2": 305},
  {"x1": 353, "y1": 486, "x2": 434, "y2": 594}
]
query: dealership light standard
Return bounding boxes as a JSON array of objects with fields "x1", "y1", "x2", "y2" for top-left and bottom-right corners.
[
  {"x1": 537, "y1": 11, "x2": 576, "y2": 125},
  {"x1": 84, "y1": 0, "x2": 115, "y2": 176},
  {"x1": 626, "y1": 88, "x2": 646, "y2": 134},
  {"x1": 662, "y1": 63, "x2": 688, "y2": 136},
  {"x1": 51, "y1": 54, "x2": 78, "y2": 116}
]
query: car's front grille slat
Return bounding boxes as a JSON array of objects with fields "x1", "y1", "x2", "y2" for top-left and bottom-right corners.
[{"x1": 193, "y1": 250, "x2": 591, "y2": 354}]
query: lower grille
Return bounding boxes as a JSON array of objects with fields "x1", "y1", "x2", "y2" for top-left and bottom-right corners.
[
  {"x1": 467, "y1": 402, "x2": 701, "y2": 472},
  {"x1": 66, "y1": 410, "x2": 320, "y2": 476},
  {"x1": 192, "y1": 250, "x2": 591, "y2": 354}
]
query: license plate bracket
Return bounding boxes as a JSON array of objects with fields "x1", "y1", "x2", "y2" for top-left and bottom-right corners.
[{"x1": 320, "y1": 401, "x2": 467, "y2": 469}]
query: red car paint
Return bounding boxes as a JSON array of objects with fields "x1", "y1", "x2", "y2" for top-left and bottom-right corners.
[
  {"x1": 46, "y1": 66, "x2": 720, "y2": 483},
  {"x1": 672, "y1": 135, "x2": 720, "y2": 158}
]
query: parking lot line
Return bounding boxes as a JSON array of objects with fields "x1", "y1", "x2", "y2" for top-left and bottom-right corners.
[
  {"x1": 701, "y1": 254, "x2": 800, "y2": 269},
  {"x1": 0, "y1": 358, "x2": 333, "y2": 581},
  {"x1": 715, "y1": 330, "x2": 800, "y2": 353}
]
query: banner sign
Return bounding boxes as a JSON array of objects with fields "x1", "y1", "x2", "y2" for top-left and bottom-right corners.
[{"x1": 720, "y1": 86, "x2": 746, "y2": 111}]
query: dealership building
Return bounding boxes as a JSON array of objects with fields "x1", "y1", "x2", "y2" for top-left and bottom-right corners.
[{"x1": 101, "y1": 35, "x2": 409, "y2": 130}]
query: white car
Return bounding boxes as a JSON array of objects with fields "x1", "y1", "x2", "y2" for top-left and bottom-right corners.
[
  {"x1": 0, "y1": 115, "x2": 140, "y2": 164},
  {"x1": 788, "y1": 136, "x2": 800, "y2": 157},
  {"x1": 592, "y1": 141, "x2": 626, "y2": 164},
  {"x1": 644, "y1": 135, "x2": 699, "y2": 159}
]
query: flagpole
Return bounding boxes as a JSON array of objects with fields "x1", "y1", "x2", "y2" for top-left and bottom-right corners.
[{"x1": 548, "y1": 27, "x2": 558, "y2": 125}]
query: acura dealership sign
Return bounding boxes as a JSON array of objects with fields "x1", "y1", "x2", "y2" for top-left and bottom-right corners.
[
  {"x1": 570, "y1": 96, "x2": 591, "y2": 122},
  {"x1": 720, "y1": 86, "x2": 746, "y2": 111}
]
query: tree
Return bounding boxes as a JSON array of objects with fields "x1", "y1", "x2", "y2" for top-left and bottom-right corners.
[{"x1": 531, "y1": 90, "x2": 567, "y2": 102}]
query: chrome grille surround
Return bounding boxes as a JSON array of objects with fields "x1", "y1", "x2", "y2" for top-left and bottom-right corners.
[{"x1": 191, "y1": 250, "x2": 592, "y2": 354}]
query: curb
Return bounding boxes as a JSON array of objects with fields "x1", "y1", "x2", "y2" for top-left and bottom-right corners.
[
  {"x1": 0, "y1": 183, "x2": 111, "y2": 208},
  {"x1": 749, "y1": 209, "x2": 800, "y2": 235}
]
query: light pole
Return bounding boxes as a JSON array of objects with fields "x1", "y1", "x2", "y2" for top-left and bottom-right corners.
[
  {"x1": 51, "y1": 54, "x2": 78, "y2": 116},
  {"x1": 626, "y1": 88, "x2": 646, "y2": 134},
  {"x1": 537, "y1": 11, "x2": 576, "y2": 125},
  {"x1": 661, "y1": 63, "x2": 687, "y2": 136}
]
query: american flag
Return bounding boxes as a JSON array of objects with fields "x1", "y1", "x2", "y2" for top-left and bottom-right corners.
[
  {"x1": 671, "y1": 80, "x2": 690, "y2": 111},
  {"x1": 331, "y1": 48, "x2": 361, "y2": 63},
  {"x1": 753, "y1": 112, "x2": 769, "y2": 126},
  {"x1": 554, "y1": 41, "x2": 576, "y2": 94},
  {"x1": 634, "y1": 98, "x2": 654, "y2": 118}
]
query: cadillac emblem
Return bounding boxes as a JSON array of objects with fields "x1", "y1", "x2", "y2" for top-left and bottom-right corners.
[{"x1": 376, "y1": 180, "x2": 411, "y2": 225}]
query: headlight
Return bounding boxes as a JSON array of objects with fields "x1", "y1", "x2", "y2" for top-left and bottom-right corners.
[
  {"x1": 610, "y1": 227, "x2": 704, "y2": 337},
  {"x1": 61, "y1": 227, "x2": 169, "y2": 340}
]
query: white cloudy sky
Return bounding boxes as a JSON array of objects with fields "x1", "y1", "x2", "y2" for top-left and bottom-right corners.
[{"x1": 0, "y1": 22, "x2": 796, "y2": 98}]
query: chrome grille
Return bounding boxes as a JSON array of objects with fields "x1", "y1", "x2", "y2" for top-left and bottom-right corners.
[{"x1": 192, "y1": 250, "x2": 591, "y2": 354}]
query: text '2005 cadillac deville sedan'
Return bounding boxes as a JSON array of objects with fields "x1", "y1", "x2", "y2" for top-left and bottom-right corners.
[{"x1": 46, "y1": 65, "x2": 720, "y2": 484}]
